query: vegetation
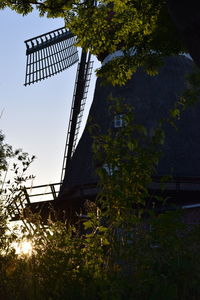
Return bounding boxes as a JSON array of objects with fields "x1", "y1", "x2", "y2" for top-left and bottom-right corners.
[
  {"x1": 0, "y1": 0, "x2": 188, "y2": 85},
  {"x1": 0, "y1": 1, "x2": 200, "y2": 299},
  {"x1": 0, "y1": 131, "x2": 12, "y2": 179},
  {"x1": 0, "y1": 132, "x2": 13, "y2": 251},
  {"x1": 0, "y1": 96, "x2": 200, "y2": 299}
]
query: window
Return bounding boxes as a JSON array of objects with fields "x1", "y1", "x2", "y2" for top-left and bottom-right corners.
[
  {"x1": 114, "y1": 114, "x2": 125, "y2": 128},
  {"x1": 102, "y1": 163, "x2": 118, "y2": 176}
]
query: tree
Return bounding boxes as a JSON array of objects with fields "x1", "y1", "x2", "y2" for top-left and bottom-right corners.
[
  {"x1": 0, "y1": 0, "x2": 199, "y2": 85},
  {"x1": 167, "y1": 0, "x2": 200, "y2": 69},
  {"x1": 0, "y1": 131, "x2": 12, "y2": 181},
  {"x1": 0, "y1": 132, "x2": 13, "y2": 258}
]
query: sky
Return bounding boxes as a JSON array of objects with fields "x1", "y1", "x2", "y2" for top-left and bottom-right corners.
[{"x1": 0, "y1": 8, "x2": 100, "y2": 187}]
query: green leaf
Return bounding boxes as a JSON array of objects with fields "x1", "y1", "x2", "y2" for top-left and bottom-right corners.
[
  {"x1": 98, "y1": 226, "x2": 108, "y2": 232},
  {"x1": 83, "y1": 221, "x2": 93, "y2": 230}
]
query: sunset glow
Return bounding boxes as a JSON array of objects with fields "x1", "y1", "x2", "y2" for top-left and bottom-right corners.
[{"x1": 14, "y1": 240, "x2": 33, "y2": 256}]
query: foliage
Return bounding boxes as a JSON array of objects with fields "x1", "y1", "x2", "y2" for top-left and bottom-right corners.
[
  {"x1": 182, "y1": 67, "x2": 200, "y2": 106},
  {"x1": 0, "y1": 98, "x2": 200, "y2": 299},
  {"x1": 92, "y1": 97, "x2": 162, "y2": 225},
  {"x1": 166, "y1": 66, "x2": 200, "y2": 128},
  {"x1": 0, "y1": 1, "x2": 200, "y2": 298},
  {"x1": 0, "y1": 132, "x2": 36, "y2": 282},
  {"x1": 0, "y1": 132, "x2": 13, "y2": 254},
  {"x1": 0, "y1": 131, "x2": 12, "y2": 181},
  {"x1": 1, "y1": 212, "x2": 200, "y2": 299},
  {"x1": 0, "y1": 0, "x2": 188, "y2": 85}
]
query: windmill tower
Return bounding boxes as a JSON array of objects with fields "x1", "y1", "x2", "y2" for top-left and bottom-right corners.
[{"x1": 58, "y1": 54, "x2": 200, "y2": 224}]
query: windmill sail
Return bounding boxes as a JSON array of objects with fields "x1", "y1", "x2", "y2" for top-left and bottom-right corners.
[
  {"x1": 24, "y1": 27, "x2": 79, "y2": 85},
  {"x1": 72, "y1": 59, "x2": 94, "y2": 153},
  {"x1": 61, "y1": 50, "x2": 93, "y2": 183}
]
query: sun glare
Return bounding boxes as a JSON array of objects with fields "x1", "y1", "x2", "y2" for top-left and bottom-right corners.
[{"x1": 14, "y1": 240, "x2": 33, "y2": 256}]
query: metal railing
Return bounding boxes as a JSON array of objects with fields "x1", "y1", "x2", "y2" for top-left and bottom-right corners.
[
  {"x1": 6, "y1": 183, "x2": 61, "y2": 221},
  {"x1": 6, "y1": 176, "x2": 200, "y2": 221}
]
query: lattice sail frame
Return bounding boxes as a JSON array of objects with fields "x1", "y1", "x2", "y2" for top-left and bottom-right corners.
[
  {"x1": 60, "y1": 53, "x2": 94, "y2": 183},
  {"x1": 24, "y1": 27, "x2": 79, "y2": 85}
]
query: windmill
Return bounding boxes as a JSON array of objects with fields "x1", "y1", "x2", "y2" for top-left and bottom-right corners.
[
  {"x1": 6, "y1": 26, "x2": 95, "y2": 221},
  {"x1": 6, "y1": 12, "x2": 200, "y2": 224}
]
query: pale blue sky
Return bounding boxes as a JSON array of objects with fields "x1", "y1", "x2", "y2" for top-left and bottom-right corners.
[{"x1": 0, "y1": 8, "x2": 100, "y2": 186}]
